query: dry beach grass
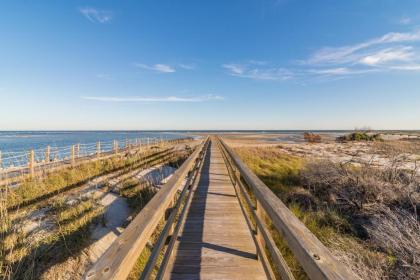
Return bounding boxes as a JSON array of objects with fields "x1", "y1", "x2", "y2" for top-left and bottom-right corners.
[
  {"x1": 0, "y1": 145, "x2": 192, "y2": 280},
  {"x1": 235, "y1": 140, "x2": 419, "y2": 279}
]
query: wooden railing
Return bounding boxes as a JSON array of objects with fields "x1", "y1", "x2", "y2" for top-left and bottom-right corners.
[
  {"x1": 83, "y1": 137, "x2": 209, "y2": 280},
  {"x1": 216, "y1": 136, "x2": 358, "y2": 280}
]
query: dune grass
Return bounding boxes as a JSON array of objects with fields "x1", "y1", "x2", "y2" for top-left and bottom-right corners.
[
  {"x1": 6, "y1": 148, "x2": 172, "y2": 210},
  {"x1": 235, "y1": 146, "x2": 392, "y2": 279},
  {"x1": 2, "y1": 195, "x2": 104, "y2": 279},
  {"x1": 0, "y1": 147, "x2": 190, "y2": 279},
  {"x1": 235, "y1": 147, "x2": 303, "y2": 197}
]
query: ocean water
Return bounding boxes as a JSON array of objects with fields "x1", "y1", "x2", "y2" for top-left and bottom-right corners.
[
  {"x1": 0, "y1": 131, "x2": 188, "y2": 152},
  {"x1": 0, "y1": 130, "x2": 400, "y2": 169},
  {"x1": 0, "y1": 131, "x2": 189, "y2": 169}
]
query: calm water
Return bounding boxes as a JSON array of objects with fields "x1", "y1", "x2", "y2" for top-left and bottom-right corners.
[
  {"x1": 0, "y1": 131, "x2": 190, "y2": 168},
  {"x1": 1, "y1": 130, "x2": 410, "y2": 169},
  {"x1": 0, "y1": 130, "x2": 349, "y2": 153},
  {"x1": 0, "y1": 131, "x2": 188, "y2": 153}
]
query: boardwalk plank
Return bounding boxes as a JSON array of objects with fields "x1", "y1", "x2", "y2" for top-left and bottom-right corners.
[{"x1": 163, "y1": 140, "x2": 267, "y2": 280}]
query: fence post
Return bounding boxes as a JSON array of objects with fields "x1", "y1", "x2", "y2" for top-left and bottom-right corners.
[
  {"x1": 45, "y1": 146, "x2": 51, "y2": 163},
  {"x1": 125, "y1": 139, "x2": 130, "y2": 152},
  {"x1": 28, "y1": 150, "x2": 35, "y2": 176},
  {"x1": 96, "y1": 141, "x2": 101, "y2": 157},
  {"x1": 113, "y1": 140, "x2": 119, "y2": 153},
  {"x1": 75, "y1": 144, "x2": 80, "y2": 158},
  {"x1": 0, "y1": 150, "x2": 2, "y2": 169},
  {"x1": 71, "y1": 145, "x2": 75, "y2": 166}
]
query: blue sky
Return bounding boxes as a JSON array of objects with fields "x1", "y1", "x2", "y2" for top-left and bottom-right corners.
[{"x1": 1, "y1": 0, "x2": 419, "y2": 130}]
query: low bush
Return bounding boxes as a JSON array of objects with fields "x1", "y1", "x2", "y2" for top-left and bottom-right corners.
[
  {"x1": 303, "y1": 132, "x2": 322, "y2": 143},
  {"x1": 337, "y1": 132, "x2": 382, "y2": 142},
  {"x1": 236, "y1": 146, "x2": 419, "y2": 279}
]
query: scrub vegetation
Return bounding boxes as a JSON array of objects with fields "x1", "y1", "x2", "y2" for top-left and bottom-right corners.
[
  {"x1": 235, "y1": 146, "x2": 419, "y2": 280},
  {"x1": 337, "y1": 132, "x2": 382, "y2": 142},
  {"x1": 0, "y1": 145, "x2": 192, "y2": 280},
  {"x1": 6, "y1": 148, "x2": 172, "y2": 210}
]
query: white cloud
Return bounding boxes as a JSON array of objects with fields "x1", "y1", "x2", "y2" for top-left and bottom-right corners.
[
  {"x1": 79, "y1": 7, "x2": 113, "y2": 23},
  {"x1": 248, "y1": 60, "x2": 268, "y2": 65},
  {"x1": 359, "y1": 46, "x2": 414, "y2": 66},
  {"x1": 223, "y1": 63, "x2": 294, "y2": 80},
  {"x1": 243, "y1": 68, "x2": 294, "y2": 80},
  {"x1": 309, "y1": 67, "x2": 378, "y2": 76},
  {"x1": 305, "y1": 30, "x2": 420, "y2": 65},
  {"x1": 223, "y1": 30, "x2": 420, "y2": 82},
  {"x1": 82, "y1": 95, "x2": 224, "y2": 103},
  {"x1": 134, "y1": 63, "x2": 176, "y2": 73},
  {"x1": 299, "y1": 30, "x2": 420, "y2": 77},
  {"x1": 399, "y1": 16, "x2": 412, "y2": 25},
  {"x1": 388, "y1": 64, "x2": 420, "y2": 71},
  {"x1": 179, "y1": 64, "x2": 196, "y2": 70},
  {"x1": 222, "y1": 64, "x2": 245, "y2": 75}
]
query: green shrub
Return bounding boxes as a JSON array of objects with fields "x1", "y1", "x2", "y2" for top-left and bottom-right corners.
[{"x1": 337, "y1": 132, "x2": 382, "y2": 142}]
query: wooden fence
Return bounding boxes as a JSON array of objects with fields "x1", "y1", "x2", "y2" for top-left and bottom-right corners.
[{"x1": 0, "y1": 137, "x2": 193, "y2": 182}]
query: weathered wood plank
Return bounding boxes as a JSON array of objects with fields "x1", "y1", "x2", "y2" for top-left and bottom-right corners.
[
  {"x1": 83, "y1": 140, "x2": 206, "y2": 280},
  {"x1": 219, "y1": 137, "x2": 358, "y2": 280},
  {"x1": 163, "y1": 140, "x2": 267, "y2": 280}
]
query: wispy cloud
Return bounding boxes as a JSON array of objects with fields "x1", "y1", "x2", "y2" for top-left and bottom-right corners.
[
  {"x1": 223, "y1": 64, "x2": 245, "y2": 75},
  {"x1": 223, "y1": 64, "x2": 293, "y2": 80},
  {"x1": 308, "y1": 67, "x2": 378, "y2": 76},
  {"x1": 179, "y1": 63, "x2": 196, "y2": 70},
  {"x1": 358, "y1": 46, "x2": 414, "y2": 66},
  {"x1": 79, "y1": 7, "x2": 113, "y2": 24},
  {"x1": 399, "y1": 16, "x2": 412, "y2": 25},
  {"x1": 82, "y1": 95, "x2": 224, "y2": 103},
  {"x1": 304, "y1": 30, "x2": 420, "y2": 66},
  {"x1": 224, "y1": 30, "x2": 420, "y2": 83},
  {"x1": 95, "y1": 73, "x2": 113, "y2": 80},
  {"x1": 248, "y1": 60, "x2": 268, "y2": 66},
  {"x1": 302, "y1": 30, "x2": 420, "y2": 77},
  {"x1": 134, "y1": 63, "x2": 176, "y2": 73}
]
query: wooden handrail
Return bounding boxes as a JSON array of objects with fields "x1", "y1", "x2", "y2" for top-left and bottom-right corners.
[
  {"x1": 83, "y1": 138, "x2": 207, "y2": 280},
  {"x1": 141, "y1": 139, "x2": 210, "y2": 279},
  {"x1": 216, "y1": 138, "x2": 295, "y2": 280},
  {"x1": 218, "y1": 137, "x2": 358, "y2": 280}
]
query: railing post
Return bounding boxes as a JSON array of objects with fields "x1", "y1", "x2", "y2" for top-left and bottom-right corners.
[
  {"x1": 28, "y1": 150, "x2": 35, "y2": 176},
  {"x1": 165, "y1": 198, "x2": 176, "y2": 238},
  {"x1": 45, "y1": 145, "x2": 51, "y2": 163},
  {"x1": 71, "y1": 145, "x2": 75, "y2": 166},
  {"x1": 256, "y1": 200, "x2": 266, "y2": 250},
  {"x1": 96, "y1": 141, "x2": 101, "y2": 157}
]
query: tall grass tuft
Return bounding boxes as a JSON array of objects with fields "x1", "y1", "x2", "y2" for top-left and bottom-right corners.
[{"x1": 235, "y1": 145, "x2": 419, "y2": 279}]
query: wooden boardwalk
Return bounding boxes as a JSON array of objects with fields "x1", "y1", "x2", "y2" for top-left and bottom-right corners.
[
  {"x1": 163, "y1": 140, "x2": 267, "y2": 280},
  {"x1": 85, "y1": 137, "x2": 356, "y2": 280}
]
